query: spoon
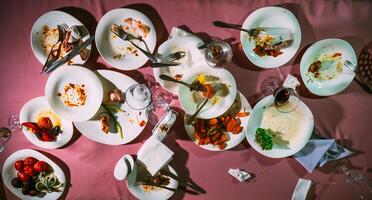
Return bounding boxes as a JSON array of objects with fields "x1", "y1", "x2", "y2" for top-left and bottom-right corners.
[
  {"x1": 159, "y1": 74, "x2": 207, "y2": 92},
  {"x1": 114, "y1": 154, "x2": 134, "y2": 181},
  {"x1": 187, "y1": 98, "x2": 209, "y2": 125}
]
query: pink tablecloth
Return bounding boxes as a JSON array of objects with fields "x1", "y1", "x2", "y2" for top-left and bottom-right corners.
[{"x1": 1, "y1": 0, "x2": 372, "y2": 199}]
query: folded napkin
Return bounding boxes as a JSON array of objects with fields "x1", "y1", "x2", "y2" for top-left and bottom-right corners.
[
  {"x1": 137, "y1": 137, "x2": 174, "y2": 176},
  {"x1": 228, "y1": 168, "x2": 251, "y2": 182},
  {"x1": 291, "y1": 178, "x2": 312, "y2": 200},
  {"x1": 152, "y1": 109, "x2": 178, "y2": 141},
  {"x1": 293, "y1": 139, "x2": 353, "y2": 173}
]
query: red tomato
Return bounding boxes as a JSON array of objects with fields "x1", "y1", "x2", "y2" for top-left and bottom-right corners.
[
  {"x1": 33, "y1": 161, "x2": 49, "y2": 172},
  {"x1": 23, "y1": 165, "x2": 35, "y2": 176},
  {"x1": 24, "y1": 157, "x2": 38, "y2": 165},
  {"x1": 17, "y1": 172, "x2": 30, "y2": 182},
  {"x1": 40, "y1": 130, "x2": 52, "y2": 142},
  {"x1": 14, "y1": 160, "x2": 24, "y2": 171}
]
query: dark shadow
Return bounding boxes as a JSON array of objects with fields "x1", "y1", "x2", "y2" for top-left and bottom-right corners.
[
  {"x1": 0, "y1": 174, "x2": 7, "y2": 200},
  {"x1": 56, "y1": 7, "x2": 100, "y2": 68},
  {"x1": 35, "y1": 150, "x2": 71, "y2": 200},
  {"x1": 252, "y1": 152, "x2": 282, "y2": 167},
  {"x1": 124, "y1": 4, "x2": 169, "y2": 52},
  {"x1": 60, "y1": 126, "x2": 82, "y2": 149},
  {"x1": 287, "y1": 157, "x2": 307, "y2": 177}
]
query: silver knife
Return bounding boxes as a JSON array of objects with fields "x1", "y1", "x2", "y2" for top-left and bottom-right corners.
[{"x1": 44, "y1": 36, "x2": 94, "y2": 73}]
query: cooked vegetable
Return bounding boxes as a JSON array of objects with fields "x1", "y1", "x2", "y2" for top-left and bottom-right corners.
[
  {"x1": 35, "y1": 172, "x2": 63, "y2": 193},
  {"x1": 201, "y1": 84, "x2": 215, "y2": 99},
  {"x1": 101, "y1": 104, "x2": 123, "y2": 139},
  {"x1": 255, "y1": 128, "x2": 273, "y2": 150}
]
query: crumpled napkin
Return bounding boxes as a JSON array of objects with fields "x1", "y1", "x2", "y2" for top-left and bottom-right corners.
[
  {"x1": 291, "y1": 178, "x2": 312, "y2": 200},
  {"x1": 137, "y1": 137, "x2": 174, "y2": 176},
  {"x1": 169, "y1": 27, "x2": 193, "y2": 38},
  {"x1": 293, "y1": 139, "x2": 353, "y2": 173},
  {"x1": 228, "y1": 168, "x2": 251, "y2": 182}
]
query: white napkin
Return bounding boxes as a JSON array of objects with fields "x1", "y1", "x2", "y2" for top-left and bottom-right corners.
[
  {"x1": 293, "y1": 139, "x2": 353, "y2": 173},
  {"x1": 283, "y1": 74, "x2": 300, "y2": 89},
  {"x1": 291, "y1": 178, "x2": 312, "y2": 200},
  {"x1": 137, "y1": 137, "x2": 174, "y2": 176},
  {"x1": 228, "y1": 168, "x2": 251, "y2": 182},
  {"x1": 152, "y1": 109, "x2": 178, "y2": 141},
  {"x1": 169, "y1": 27, "x2": 193, "y2": 39}
]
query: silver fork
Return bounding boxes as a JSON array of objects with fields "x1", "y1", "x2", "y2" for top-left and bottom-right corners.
[
  {"x1": 42, "y1": 23, "x2": 69, "y2": 73},
  {"x1": 111, "y1": 24, "x2": 157, "y2": 62},
  {"x1": 344, "y1": 60, "x2": 372, "y2": 91},
  {"x1": 151, "y1": 51, "x2": 186, "y2": 68}
]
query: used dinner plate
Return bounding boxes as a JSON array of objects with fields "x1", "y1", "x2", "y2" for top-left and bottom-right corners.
[
  {"x1": 30, "y1": 10, "x2": 91, "y2": 66},
  {"x1": 178, "y1": 67, "x2": 237, "y2": 119},
  {"x1": 19, "y1": 96, "x2": 74, "y2": 149},
  {"x1": 95, "y1": 8, "x2": 157, "y2": 70},
  {"x1": 45, "y1": 65, "x2": 103, "y2": 122},
  {"x1": 74, "y1": 70, "x2": 148, "y2": 145},
  {"x1": 2, "y1": 149, "x2": 66, "y2": 200},
  {"x1": 246, "y1": 95, "x2": 314, "y2": 158},
  {"x1": 126, "y1": 163, "x2": 178, "y2": 200},
  {"x1": 300, "y1": 38, "x2": 357, "y2": 96},
  {"x1": 153, "y1": 35, "x2": 205, "y2": 94},
  {"x1": 184, "y1": 92, "x2": 252, "y2": 151},
  {"x1": 240, "y1": 6, "x2": 301, "y2": 68}
]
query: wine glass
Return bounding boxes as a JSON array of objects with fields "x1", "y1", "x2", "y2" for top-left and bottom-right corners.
[
  {"x1": 138, "y1": 73, "x2": 173, "y2": 104},
  {"x1": 0, "y1": 114, "x2": 22, "y2": 152},
  {"x1": 273, "y1": 87, "x2": 300, "y2": 113},
  {"x1": 145, "y1": 100, "x2": 171, "y2": 126},
  {"x1": 337, "y1": 160, "x2": 372, "y2": 200},
  {"x1": 205, "y1": 40, "x2": 233, "y2": 68},
  {"x1": 125, "y1": 84, "x2": 152, "y2": 110}
]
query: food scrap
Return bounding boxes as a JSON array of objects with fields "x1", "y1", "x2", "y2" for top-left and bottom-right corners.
[
  {"x1": 307, "y1": 52, "x2": 343, "y2": 81},
  {"x1": 122, "y1": 17, "x2": 150, "y2": 38},
  {"x1": 108, "y1": 89, "x2": 125, "y2": 104},
  {"x1": 57, "y1": 83, "x2": 87, "y2": 107},
  {"x1": 142, "y1": 173, "x2": 170, "y2": 192},
  {"x1": 99, "y1": 113, "x2": 110, "y2": 134},
  {"x1": 22, "y1": 114, "x2": 62, "y2": 142},
  {"x1": 193, "y1": 112, "x2": 249, "y2": 150},
  {"x1": 253, "y1": 35, "x2": 284, "y2": 57}
]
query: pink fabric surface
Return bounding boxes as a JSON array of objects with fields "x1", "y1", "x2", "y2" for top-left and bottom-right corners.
[{"x1": 1, "y1": 0, "x2": 372, "y2": 199}]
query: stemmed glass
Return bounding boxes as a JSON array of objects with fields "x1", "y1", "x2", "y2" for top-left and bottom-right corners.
[
  {"x1": 337, "y1": 160, "x2": 372, "y2": 199},
  {"x1": 205, "y1": 40, "x2": 233, "y2": 68},
  {"x1": 0, "y1": 114, "x2": 22, "y2": 152}
]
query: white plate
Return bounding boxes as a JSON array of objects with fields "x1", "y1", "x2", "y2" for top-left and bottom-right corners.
[
  {"x1": 30, "y1": 10, "x2": 91, "y2": 65},
  {"x1": 127, "y1": 163, "x2": 178, "y2": 200},
  {"x1": 19, "y1": 96, "x2": 74, "y2": 149},
  {"x1": 246, "y1": 95, "x2": 314, "y2": 158},
  {"x1": 178, "y1": 67, "x2": 237, "y2": 119},
  {"x1": 240, "y1": 6, "x2": 301, "y2": 68},
  {"x1": 300, "y1": 38, "x2": 357, "y2": 96},
  {"x1": 74, "y1": 70, "x2": 148, "y2": 145},
  {"x1": 95, "y1": 8, "x2": 157, "y2": 70},
  {"x1": 45, "y1": 65, "x2": 103, "y2": 122},
  {"x1": 184, "y1": 92, "x2": 252, "y2": 151},
  {"x1": 2, "y1": 149, "x2": 66, "y2": 200},
  {"x1": 153, "y1": 35, "x2": 205, "y2": 94}
]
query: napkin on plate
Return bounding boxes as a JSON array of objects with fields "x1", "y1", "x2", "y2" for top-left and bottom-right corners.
[
  {"x1": 169, "y1": 27, "x2": 193, "y2": 39},
  {"x1": 137, "y1": 137, "x2": 174, "y2": 176},
  {"x1": 291, "y1": 178, "x2": 312, "y2": 200},
  {"x1": 293, "y1": 139, "x2": 353, "y2": 173}
]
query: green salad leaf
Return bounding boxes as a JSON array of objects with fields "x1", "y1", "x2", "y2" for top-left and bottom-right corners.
[{"x1": 255, "y1": 128, "x2": 273, "y2": 150}]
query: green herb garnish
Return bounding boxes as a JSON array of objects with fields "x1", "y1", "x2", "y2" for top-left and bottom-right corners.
[
  {"x1": 102, "y1": 104, "x2": 123, "y2": 139},
  {"x1": 255, "y1": 128, "x2": 273, "y2": 150}
]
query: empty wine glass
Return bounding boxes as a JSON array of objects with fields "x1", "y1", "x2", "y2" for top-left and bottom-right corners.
[
  {"x1": 273, "y1": 87, "x2": 300, "y2": 113},
  {"x1": 125, "y1": 84, "x2": 152, "y2": 110},
  {"x1": 0, "y1": 114, "x2": 22, "y2": 152},
  {"x1": 205, "y1": 40, "x2": 233, "y2": 68},
  {"x1": 145, "y1": 100, "x2": 171, "y2": 125},
  {"x1": 337, "y1": 160, "x2": 372, "y2": 200},
  {"x1": 138, "y1": 73, "x2": 173, "y2": 104}
]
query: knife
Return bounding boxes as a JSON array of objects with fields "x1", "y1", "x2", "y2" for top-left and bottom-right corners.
[{"x1": 44, "y1": 36, "x2": 94, "y2": 73}]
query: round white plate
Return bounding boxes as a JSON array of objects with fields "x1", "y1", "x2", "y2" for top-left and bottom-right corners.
[
  {"x1": 45, "y1": 65, "x2": 103, "y2": 122},
  {"x1": 300, "y1": 38, "x2": 357, "y2": 96},
  {"x1": 153, "y1": 35, "x2": 205, "y2": 94},
  {"x1": 30, "y1": 10, "x2": 91, "y2": 66},
  {"x1": 95, "y1": 8, "x2": 157, "y2": 70},
  {"x1": 178, "y1": 67, "x2": 237, "y2": 119},
  {"x1": 74, "y1": 70, "x2": 148, "y2": 145},
  {"x1": 19, "y1": 96, "x2": 74, "y2": 149},
  {"x1": 2, "y1": 149, "x2": 66, "y2": 200},
  {"x1": 240, "y1": 6, "x2": 301, "y2": 68},
  {"x1": 246, "y1": 95, "x2": 314, "y2": 158},
  {"x1": 127, "y1": 163, "x2": 178, "y2": 200},
  {"x1": 184, "y1": 92, "x2": 252, "y2": 151}
]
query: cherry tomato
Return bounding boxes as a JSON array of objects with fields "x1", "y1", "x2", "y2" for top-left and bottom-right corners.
[
  {"x1": 23, "y1": 165, "x2": 35, "y2": 176},
  {"x1": 24, "y1": 157, "x2": 38, "y2": 165},
  {"x1": 14, "y1": 160, "x2": 24, "y2": 171},
  {"x1": 37, "y1": 117, "x2": 53, "y2": 129},
  {"x1": 33, "y1": 161, "x2": 49, "y2": 172},
  {"x1": 17, "y1": 172, "x2": 30, "y2": 182}
]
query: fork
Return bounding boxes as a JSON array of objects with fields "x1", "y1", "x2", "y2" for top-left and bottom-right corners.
[
  {"x1": 344, "y1": 60, "x2": 372, "y2": 91},
  {"x1": 111, "y1": 24, "x2": 157, "y2": 62},
  {"x1": 151, "y1": 51, "x2": 186, "y2": 68},
  {"x1": 42, "y1": 23, "x2": 69, "y2": 73}
]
